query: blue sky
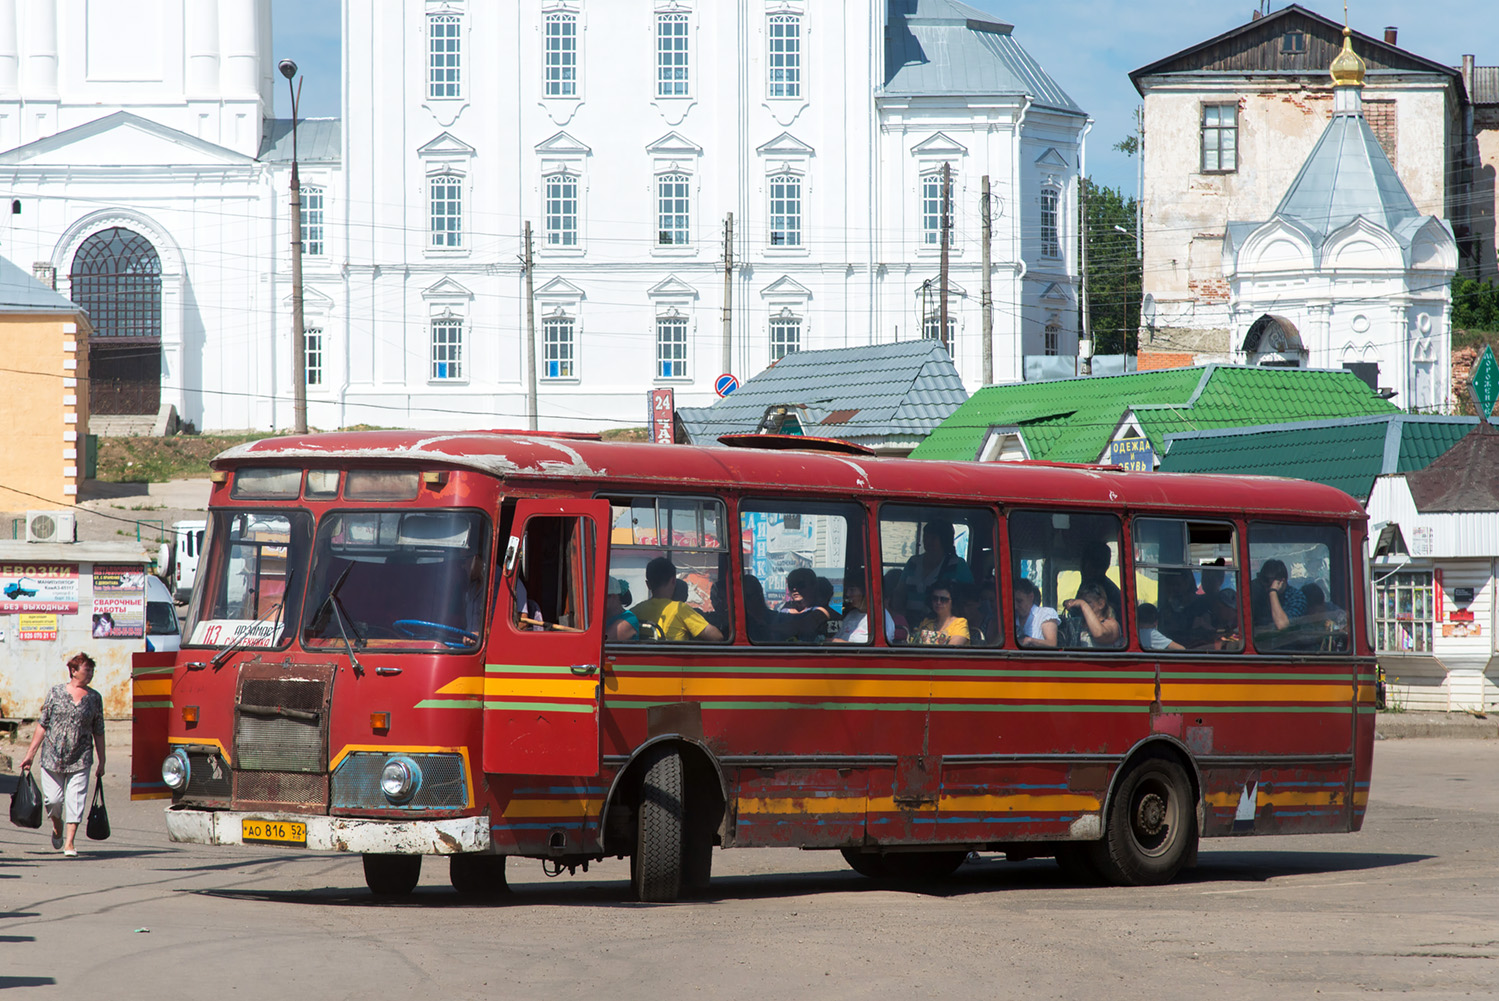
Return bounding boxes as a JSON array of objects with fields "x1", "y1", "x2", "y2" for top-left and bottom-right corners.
[{"x1": 271, "y1": 1, "x2": 1498, "y2": 196}]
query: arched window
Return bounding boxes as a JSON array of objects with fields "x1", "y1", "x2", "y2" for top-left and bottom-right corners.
[{"x1": 70, "y1": 227, "x2": 161, "y2": 340}]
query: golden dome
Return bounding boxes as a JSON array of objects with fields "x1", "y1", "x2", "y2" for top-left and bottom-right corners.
[{"x1": 1330, "y1": 26, "x2": 1366, "y2": 87}]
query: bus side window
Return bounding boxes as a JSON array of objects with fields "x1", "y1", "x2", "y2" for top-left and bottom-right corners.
[
  {"x1": 879, "y1": 503, "x2": 1000, "y2": 647},
  {"x1": 1133, "y1": 518, "x2": 1241, "y2": 653},
  {"x1": 603, "y1": 495, "x2": 730, "y2": 643},
  {"x1": 1007, "y1": 510, "x2": 1125, "y2": 651},
  {"x1": 1247, "y1": 522, "x2": 1351, "y2": 654},
  {"x1": 740, "y1": 498, "x2": 866, "y2": 646},
  {"x1": 512, "y1": 516, "x2": 591, "y2": 633}
]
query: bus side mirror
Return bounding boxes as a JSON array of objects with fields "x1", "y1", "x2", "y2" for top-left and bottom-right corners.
[{"x1": 503, "y1": 535, "x2": 520, "y2": 575}]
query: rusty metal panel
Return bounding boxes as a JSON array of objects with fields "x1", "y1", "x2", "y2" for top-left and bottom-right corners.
[
  {"x1": 233, "y1": 660, "x2": 335, "y2": 773},
  {"x1": 730, "y1": 766, "x2": 867, "y2": 848},
  {"x1": 234, "y1": 770, "x2": 329, "y2": 813}
]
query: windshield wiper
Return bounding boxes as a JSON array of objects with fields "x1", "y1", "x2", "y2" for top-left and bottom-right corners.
[
  {"x1": 210, "y1": 566, "x2": 296, "y2": 670},
  {"x1": 313, "y1": 563, "x2": 365, "y2": 678}
]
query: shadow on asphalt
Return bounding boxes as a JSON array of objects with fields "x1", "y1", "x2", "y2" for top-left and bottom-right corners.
[
  {"x1": 0, "y1": 977, "x2": 57, "y2": 989},
  {"x1": 180, "y1": 847, "x2": 1431, "y2": 909}
]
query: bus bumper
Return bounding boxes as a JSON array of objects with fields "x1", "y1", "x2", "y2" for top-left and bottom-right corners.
[{"x1": 164, "y1": 807, "x2": 491, "y2": 854}]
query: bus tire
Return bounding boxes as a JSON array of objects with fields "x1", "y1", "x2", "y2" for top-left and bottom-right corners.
[
  {"x1": 449, "y1": 853, "x2": 508, "y2": 897},
  {"x1": 631, "y1": 745, "x2": 685, "y2": 902},
  {"x1": 840, "y1": 848, "x2": 890, "y2": 878},
  {"x1": 1089, "y1": 752, "x2": 1196, "y2": 886},
  {"x1": 363, "y1": 853, "x2": 421, "y2": 896}
]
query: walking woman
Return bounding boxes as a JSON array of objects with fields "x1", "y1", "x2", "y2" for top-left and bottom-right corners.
[{"x1": 18, "y1": 652, "x2": 105, "y2": 857}]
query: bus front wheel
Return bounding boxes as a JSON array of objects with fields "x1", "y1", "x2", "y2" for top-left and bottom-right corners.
[
  {"x1": 449, "y1": 853, "x2": 508, "y2": 897},
  {"x1": 363, "y1": 853, "x2": 421, "y2": 896},
  {"x1": 1090, "y1": 753, "x2": 1197, "y2": 886},
  {"x1": 631, "y1": 746, "x2": 685, "y2": 903}
]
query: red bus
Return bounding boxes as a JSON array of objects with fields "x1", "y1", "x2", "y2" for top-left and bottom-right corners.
[{"x1": 133, "y1": 430, "x2": 1376, "y2": 900}]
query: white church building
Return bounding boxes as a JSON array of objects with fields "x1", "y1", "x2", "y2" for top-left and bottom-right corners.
[
  {"x1": 0, "y1": 0, "x2": 1086, "y2": 432},
  {"x1": 1222, "y1": 27, "x2": 1458, "y2": 413}
]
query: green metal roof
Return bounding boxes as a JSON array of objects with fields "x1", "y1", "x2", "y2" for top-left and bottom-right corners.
[
  {"x1": 1159, "y1": 415, "x2": 1478, "y2": 501},
  {"x1": 910, "y1": 365, "x2": 1402, "y2": 464}
]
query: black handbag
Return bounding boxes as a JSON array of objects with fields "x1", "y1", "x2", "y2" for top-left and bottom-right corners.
[
  {"x1": 9, "y1": 769, "x2": 42, "y2": 829},
  {"x1": 86, "y1": 783, "x2": 110, "y2": 841}
]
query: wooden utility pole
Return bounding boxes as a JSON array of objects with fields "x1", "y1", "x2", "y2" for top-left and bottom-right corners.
[
  {"x1": 523, "y1": 222, "x2": 537, "y2": 431},
  {"x1": 938, "y1": 162, "x2": 951, "y2": 352},
  {"x1": 722, "y1": 213, "x2": 733, "y2": 374},
  {"x1": 980, "y1": 174, "x2": 992, "y2": 385}
]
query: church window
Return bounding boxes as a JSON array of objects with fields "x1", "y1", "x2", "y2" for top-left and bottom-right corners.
[
  {"x1": 431, "y1": 315, "x2": 464, "y2": 380},
  {"x1": 1281, "y1": 31, "x2": 1306, "y2": 54},
  {"x1": 922, "y1": 168, "x2": 955, "y2": 247},
  {"x1": 658, "y1": 173, "x2": 690, "y2": 246},
  {"x1": 1201, "y1": 104, "x2": 1238, "y2": 173},
  {"x1": 657, "y1": 12, "x2": 689, "y2": 97},
  {"x1": 429, "y1": 174, "x2": 463, "y2": 248},
  {"x1": 543, "y1": 313, "x2": 576, "y2": 379},
  {"x1": 656, "y1": 312, "x2": 688, "y2": 378},
  {"x1": 545, "y1": 11, "x2": 578, "y2": 97},
  {"x1": 767, "y1": 13, "x2": 801, "y2": 99},
  {"x1": 1044, "y1": 322, "x2": 1059, "y2": 356},
  {"x1": 305, "y1": 327, "x2": 324, "y2": 387},
  {"x1": 428, "y1": 13, "x2": 462, "y2": 99},
  {"x1": 70, "y1": 227, "x2": 161, "y2": 340},
  {"x1": 302, "y1": 186, "x2": 324, "y2": 256},
  {"x1": 768, "y1": 173, "x2": 801, "y2": 247},
  {"x1": 923, "y1": 311, "x2": 955, "y2": 354},
  {"x1": 545, "y1": 172, "x2": 579, "y2": 247},
  {"x1": 1040, "y1": 188, "x2": 1059, "y2": 258},
  {"x1": 769, "y1": 312, "x2": 801, "y2": 360}
]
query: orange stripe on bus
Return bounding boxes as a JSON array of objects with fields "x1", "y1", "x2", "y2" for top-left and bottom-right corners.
[
  {"x1": 133, "y1": 679, "x2": 172, "y2": 697},
  {"x1": 1204, "y1": 790, "x2": 1344, "y2": 808},
  {"x1": 1160, "y1": 683, "x2": 1350, "y2": 703},
  {"x1": 501, "y1": 798, "x2": 603, "y2": 819}
]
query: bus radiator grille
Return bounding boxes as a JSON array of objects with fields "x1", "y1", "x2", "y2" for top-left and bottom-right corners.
[
  {"x1": 234, "y1": 770, "x2": 330, "y2": 813},
  {"x1": 331, "y1": 752, "x2": 468, "y2": 810},
  {"x1": 233, "y1": 664, "x2": 335, "y2": 774}
]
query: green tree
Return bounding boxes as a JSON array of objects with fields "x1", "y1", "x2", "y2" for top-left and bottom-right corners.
[
  {"x1": 1452, "y1": 276, "x2": 1499, "y2": 334},
  {"x1": 1081, "y1": 179, "x2": 1141, "y2": 355}
]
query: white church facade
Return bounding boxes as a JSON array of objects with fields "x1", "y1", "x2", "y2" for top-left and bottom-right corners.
[
  {"x1": 1222, "y1": 28, "x2": 1458, "y2": 413},
  {"x1": 0, "y1": 0, "x2": 1086, "y2": 433}
]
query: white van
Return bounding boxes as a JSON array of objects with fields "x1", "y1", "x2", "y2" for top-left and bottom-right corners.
[
  {"x1": 145, "y1": 574, "x2": 182, "y2": 652},
  {"x1": 170, "y1": 519, "x2": 206, "y2": 604}
]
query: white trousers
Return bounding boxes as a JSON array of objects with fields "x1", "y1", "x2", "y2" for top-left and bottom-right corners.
[{"x1": 38, "y1": 766, "x2": 89, "y2": 826}]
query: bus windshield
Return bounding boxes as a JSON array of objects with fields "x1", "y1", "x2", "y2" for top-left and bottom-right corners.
[
  {"x1": 185, "y1": 510, "x2": 314, "y2": 648},
  {"x1": 301, "y1": 509, "x2": 491, "y2": 652}
]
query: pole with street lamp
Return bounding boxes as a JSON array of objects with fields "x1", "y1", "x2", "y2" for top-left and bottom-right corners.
[{"x1": 280, "y1": 58, "x2": 307, "y2": 435}]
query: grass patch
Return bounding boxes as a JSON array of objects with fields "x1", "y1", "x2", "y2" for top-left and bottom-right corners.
[{"x1": 97, "y1": 432, "x2": 282, "y2": 483}]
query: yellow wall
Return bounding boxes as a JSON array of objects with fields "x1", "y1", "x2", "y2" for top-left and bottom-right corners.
[{"x1": 0, "y1": 312, "x2": 91, "y2": 509}]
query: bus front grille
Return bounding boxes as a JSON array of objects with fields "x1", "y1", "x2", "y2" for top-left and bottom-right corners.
[{"x1": 232, "y1": 661, "x2": 336, "y2": 812}]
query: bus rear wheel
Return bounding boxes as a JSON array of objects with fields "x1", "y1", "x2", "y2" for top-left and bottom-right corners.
[
  {"x1": 449, "y1": 853, "x2": 508, "y2": 897},
  {"x1": 363, "y1": 853, "x2": 421, "y2": 896},
  {"x1": 631, "y1": 745, "x2": 685, "y2": 903},
  {"x1": 1089, "y1": 753, "x2": 1197, "y2": 886}
]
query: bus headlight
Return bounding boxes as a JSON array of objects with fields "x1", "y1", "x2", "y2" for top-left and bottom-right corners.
[
  {"x1": 162, "y1": 748, "x2": 191, "y2": 791},
  {"x1": 380, "y1": 756, "x2": 422, "y2": 804}
]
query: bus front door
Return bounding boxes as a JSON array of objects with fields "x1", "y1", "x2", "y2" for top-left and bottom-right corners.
[{"x1": 483, "y1": 499, "x2": 609, "y2": 777}]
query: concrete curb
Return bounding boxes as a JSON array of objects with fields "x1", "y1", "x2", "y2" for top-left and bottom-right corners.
[{"x1": 1375, "y1": 711, "x2": 1499, "y2": 740}]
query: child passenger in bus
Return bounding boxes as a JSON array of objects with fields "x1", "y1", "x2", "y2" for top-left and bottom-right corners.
[
  {"x1": 604, "y1": 577, "x2": 639, "y2": 642},
  {"x1": 1012, "y1": 578, "x2": 1059, "y2": 648},
  {"x1": 1063, "y1": 582, "x2": 1122, "y2": 648},
  {"x1": 1135, "y1": 602, "x2": 1185, "y2": 652}
]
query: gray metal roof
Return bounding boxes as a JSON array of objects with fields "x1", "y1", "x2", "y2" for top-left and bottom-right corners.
[
  {"x1": 675, "y1": 339, "x2": 969, "y2": 449},
  {"x1": 1271, "y1": 108, "x2": 1418, "y2": 242},
  {"x1": 1471, "y1": 65, "x2": 1499, "y2": 104},
  {"x1": 0, "y1": 255, "x2": 84, "y2": 315},
  {"x1": 882, "y1": 0, "x2": 1083, "y2": 113},
  {"x1": 259, "y1": 118, "x2": 342, "y2": 163}
]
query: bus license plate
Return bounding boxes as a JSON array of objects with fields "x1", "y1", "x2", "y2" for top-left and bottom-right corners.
[{"x1": 242, "y1": 818, "x2": 307, "y2": 846}]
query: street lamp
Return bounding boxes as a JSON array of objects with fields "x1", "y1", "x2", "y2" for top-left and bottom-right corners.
[{"x1": 280, "y1": 57, "x2": 307, "y2": 434}]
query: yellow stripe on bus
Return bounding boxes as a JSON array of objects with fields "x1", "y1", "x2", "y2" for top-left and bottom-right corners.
[
  {"x1": 1203, "y1": 789, "x2": 1344, "y2": 808},
  {"x1": 1160, "y1": 682, "x2": 1350, "y2": 703},
  {"x1": 133, "y1": 679, "x2": 172, "y2": 698},
  {"x1": 939, "y1": 792, "x2": 1102, "y2": 813},
  {"x1": 736, "y1": 793, "x2": 1098, "y2": 815},
  {"x1": 501, "y1": 798, "x2": 603, "y2": 819},
  {"x1": 608, "y1": 676, "x2": 1154, "y2": 702},
  {"x1": 436, "y1": 677, "x2": 598, "y2": 701},
  {"x1": 738, "y1": 796, "x2": 871, "y2": 815}
]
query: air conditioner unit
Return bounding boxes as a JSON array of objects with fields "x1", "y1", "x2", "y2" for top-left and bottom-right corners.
[{"x1": 26, "y1": 510, "x2": 76, "y2": 544}]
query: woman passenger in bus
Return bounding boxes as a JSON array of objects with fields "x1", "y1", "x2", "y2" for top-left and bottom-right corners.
[
  {"x1": 1063, "y1": 582, "x2": 1122, "y2": 648},
  {"x1": 1012, "y1": 578, "x2": 1059, "y2": 649},
  {"x1": 913, "y1": 581, "x2": 970, "y2": 646},
  {"x1": 741, "y1": 574, "x2": 776, "y2": 643},
  {"x1": 832, "y1": 579, "x2": 894, "y2": 644}
]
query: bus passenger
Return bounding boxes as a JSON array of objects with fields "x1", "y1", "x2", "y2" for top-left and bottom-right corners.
[
  {"x1": 914, "y1": 581, "x2": 969, "y2": 646},
  {"x1": 1136, "y1": 602, "x2": 1185, "y2": 652},
  {"x1": 833, "y1": 580, "x2": 894, "y2": 644},
  {"x1": 1158, "y1": 569, "x2": 1211, "y2": 648},
  {"x1": 604, "y1": 577, "x2": 639, "y2": 642},
  {"x1": 1064, "y1": 582, "x2": 1122, "y2": 648},
  {"x1": 1250, "y1": 559, "x2": 1304, "y2": 634},
  {"x1": 899, "y1": 518, "x2": 972, "y2": 619},
  {"x1": 882, "y1": 570, "x2": 909, "y2": 644},
  {"x1": 1013, "y1": 578, "x2": 1059, "y2": 648},
  {"x1": 778, "y1": 567, "x2": 833, "y2": 641},
  {"x1": 1079, "y1": 540, "x2": 1123, "y2": 617},
  {"x1": 632, "y1": 557, "x2": 723, "y2": 642},
  {"x1": 741, "y1": 574, "x2": 776, "y2": 643}
]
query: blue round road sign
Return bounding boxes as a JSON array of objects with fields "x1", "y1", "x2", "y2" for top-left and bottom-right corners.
[{"x1": 715, "y1": 373, "x2": 739, "y2": 397}]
